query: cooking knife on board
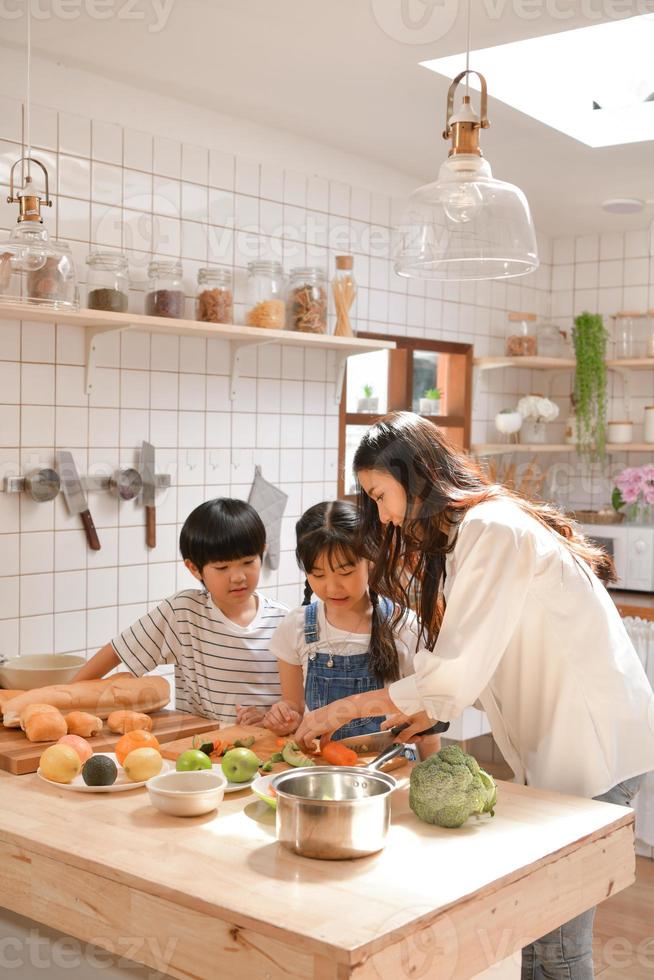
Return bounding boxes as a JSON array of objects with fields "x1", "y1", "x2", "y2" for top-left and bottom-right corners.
[
  {"x1": 339, "y1": 720, "x2": 449, "y2": 754},
  {"x1": 141, "y1": 440, "x2": 156, "y2": 549},
  {"x1": 56, "y1": 450, "x2": 101, "y2": 551}
]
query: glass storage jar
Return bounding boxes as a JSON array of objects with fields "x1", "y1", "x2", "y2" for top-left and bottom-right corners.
[
  {"x1": 287, "y1": 266, "x2": 327, "y2": 333},
  {"x1": 536, "y1": 320, "x2": 565, "y2": 358},
  {"x1": 613, "y1": 311, "x2": 647, "y2": 359},
  {"x1": 246, "y1": 260, "x2": 285, "y2": 329},
  {"x1": 196, "y1": 267, "x2": 233, "y2": 323},
  {"x1": 86, "y1": 252, "x2": 129, "y2": 312},
  {"x1": 646, "y1": 311, "x2": 654, "y2": 358},
  {"x1": 145, "y1": 260, "x2": 184, "y2": 318},
  {"x1": 505, "y1": 312, "x2": 537, "y2": 356}
]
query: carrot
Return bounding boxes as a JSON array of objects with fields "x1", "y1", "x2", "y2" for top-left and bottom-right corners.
[
  {"x1": 321, "y1": 741, "x2": 358, "y2": 767},
  {"x1": 276, "y1": 738, "x2": 285, "y2": 747}
]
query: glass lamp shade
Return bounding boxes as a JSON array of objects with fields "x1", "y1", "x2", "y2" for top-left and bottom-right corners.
[
  {"x1": 394, "y1": 155, "x2": 539, "y2": 281},
  {"x1": 0, "y1": 223, "x2": 79, "y2": 310}
]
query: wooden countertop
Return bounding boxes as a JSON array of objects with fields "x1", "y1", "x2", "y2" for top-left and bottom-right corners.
[
  {"x1": 611, "y1": 589, "x2": 654, "y2": 621},
  {"x1": 0, "y1": 762, "x2": 635, "y2": 980}
]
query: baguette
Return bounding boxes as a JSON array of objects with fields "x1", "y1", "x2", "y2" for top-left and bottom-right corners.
[
  {"x1": 0, "y1": 690, "x2": 26, "y2": 716},
  {"x1": 3, "y1": 673, "x2": 169, "y2": 728},
  {"x1": 20, "y1": 703, "x2": 68, "y2": 742},
  {"x1": 65, "y1": 711, "x2": 103, "y2": 737}
]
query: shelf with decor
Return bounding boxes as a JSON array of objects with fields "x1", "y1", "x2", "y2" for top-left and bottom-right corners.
[
  {"x1": 474, "y1": 354, "x2": 654, "y2": 373},
  {"x1": 0, "y1": 300, "x2": 395, "y2": 403},
  {"x1": 472, "y1": 443, "x2": 654, "y2": 457}
]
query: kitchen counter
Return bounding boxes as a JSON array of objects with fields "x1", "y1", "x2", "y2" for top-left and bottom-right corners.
[
  {"x1": 0, "y1": 764, "x2": 636, "y2": 980},
  {"x1": 612, "y1": 589, "x2": 654, "y2": 621}
]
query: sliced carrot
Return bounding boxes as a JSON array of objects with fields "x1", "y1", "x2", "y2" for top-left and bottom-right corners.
[
  {"x1": 276, "y1": 738, "x2": 285, "y2": 747},
  {"x1": 320, "y1": 741, "x2": 358, "y2": 767}
]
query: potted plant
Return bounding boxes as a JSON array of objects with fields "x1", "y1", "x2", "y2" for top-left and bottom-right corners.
[
  {"x1": 494, "y1": 407, "x2": 523, "y2": 443},
  {"x1": 517, "y1": 395, "x2": 560, "y2": 443},
  {"x1": 572, "y1": 312, "x2": 608, "y2": 460},
  {"x1": 419, "y1": 387, "x2": 442, "y2": 416},
  {"x1": 357, "y1": 384, "x2": 379, "y2": 413}
]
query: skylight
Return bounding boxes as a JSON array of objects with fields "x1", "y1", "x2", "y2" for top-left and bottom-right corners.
[{"x1": 421, "y1": 14, "x2": 654, "y2": 148}]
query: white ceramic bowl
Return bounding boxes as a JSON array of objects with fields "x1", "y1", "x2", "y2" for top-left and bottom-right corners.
[
  {"x1": 146, "y1": 769, "x2": 228, "y2": 817},
  {"x1": 0, "y1": 654, "x2": 86, "y2": 690}
]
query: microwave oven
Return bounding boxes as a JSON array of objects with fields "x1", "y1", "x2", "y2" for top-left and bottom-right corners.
[{"x1": 580, "y1": 522, "x2": 654, "y2": 592}]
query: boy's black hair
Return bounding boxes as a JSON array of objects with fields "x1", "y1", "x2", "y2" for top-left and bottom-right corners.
[{"x1": 179, "y1": 498, "x2": 266, "y2": 571}]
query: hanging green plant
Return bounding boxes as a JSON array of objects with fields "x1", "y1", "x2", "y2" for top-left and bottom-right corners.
[{"x1": 572, "y1": 311, "x2": 608, "y2": 461}]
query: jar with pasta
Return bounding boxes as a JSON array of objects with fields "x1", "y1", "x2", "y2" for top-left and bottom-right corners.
[
  {"x1": 505, "y1": 312, "x2": 538, "y2": 356},
  {"x1": 287, "y1": 266, "x2": 327, "y2": 334},
  {"x1": 196, "y1": 267, "x2": 233, "y2": 323},
  {"x1": 245, "y1": 260, "x2": 285, "y2": 329}
]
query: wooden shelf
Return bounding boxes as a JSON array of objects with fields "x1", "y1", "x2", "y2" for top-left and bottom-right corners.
[
  {"x1": 472, "y1": 442, "x2": 654, "y2": 456},
  {"x1": 606, "y1": 358, "x2": 654, "y2": 370},
  {"x1": 0, "y1": 300, "x2": 394, "y2": 401},
  {"x1": 474, "y1": 356, "x2": 576, "y2": 371},
  {"x1": 345, "y1": 413, "x2": 464, "y2": 427}
]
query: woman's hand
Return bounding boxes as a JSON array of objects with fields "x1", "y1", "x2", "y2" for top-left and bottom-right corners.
[
  {"x1": 263, "y1": 701, "x2": 302, "y2": 736},
  {"x1": 235, "y1": 704, "x2": 267, "y2": 727},
  {"x1": 293, "y1": 699, "x2": 358, "y2": 750},
  {"x1": 381, "y1": 710, "x2": 440, "y2": 741}
]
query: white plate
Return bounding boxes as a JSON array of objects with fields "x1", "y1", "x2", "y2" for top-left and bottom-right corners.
[
  {"x1": 251, "y1": 773, "x2": 277, "y2": 809},
  {"x1": 208, "y1": 762, "x2": 258, "y2": 792},
  {"x1": 37, "y1": 752, "x2": 173, "y2": 793}
]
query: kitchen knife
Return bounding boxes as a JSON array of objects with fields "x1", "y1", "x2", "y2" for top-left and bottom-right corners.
[
  {"x1": 339, "y1": 720, "x2": 449, "y2": 754},
  {"x1": 56, "y1": 450, "x2": 101, "y2": 551},
  {"x1": 140, "y1": 440, "x2": 156, "y2": 549}
]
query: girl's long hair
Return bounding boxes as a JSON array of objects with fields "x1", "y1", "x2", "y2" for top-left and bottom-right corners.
[
  {"x1": 353, "y1": 412, "x2": 616, "y2": 651},
  {"x1": 295, "y1": 500, "x2": 401, "y2": 683}
]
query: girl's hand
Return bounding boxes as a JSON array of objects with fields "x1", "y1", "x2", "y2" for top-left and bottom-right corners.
[
  {"x1": 263, "y1": 701, "x2": 302, "y2": 735},
  {"x1": 235, "y1": 704, "x2": 267, "y2": 727},
  {"x1": 381, "y1": 710, "x2": 440, "y2": 741}
]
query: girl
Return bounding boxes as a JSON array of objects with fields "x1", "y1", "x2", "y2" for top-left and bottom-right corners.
[
  {"x1": 265, "y1": 500, "x2": 437, "y2": 750},
  {"x1": 294, "y1": 412, "x2": 654, "y2": 980}
]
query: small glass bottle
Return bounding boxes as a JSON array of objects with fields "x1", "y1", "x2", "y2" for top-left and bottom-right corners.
[
  {"x1": 332, "y1": 255, "x2": 356, "y2": 337},
  {"x1": 86, "y1": 252, "x2": 129, "y2": 313},
  {"x1": 145, "y1": 260, "x2": 185, "y2": 318},
  {"x1": 612, "y1": 311, "x2": 640, "y2": 359},
  {"x1": 245, "y1": 260, "x2": 285, "y2": 329},
  {"x1": 287, "y1": 267, "x2": 327, "y2": 333},
  {"x1": 536, "y1": 320, "x2": 564, "y2": 358},
  {"x1": 646, "y1": 310, "x2": 654, "y2": 358},
  {"x1": 505, "y1": 312, "x2": 537, "y2": 356},
  {"x1": 196, "y1": 267, "x2": 233, "y2": 323}
]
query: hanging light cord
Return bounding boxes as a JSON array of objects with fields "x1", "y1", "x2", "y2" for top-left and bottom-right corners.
[
  {"x1": 25, "y1": 0, "x2": 32, "y2": 180},
  {"x1": 465, "y1": 0, "x2": 472, "y2": 99}
]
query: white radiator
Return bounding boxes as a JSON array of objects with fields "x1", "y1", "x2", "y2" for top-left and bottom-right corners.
[{"x1": 621, "y1": 617, "x2": 654, "y2": 849}]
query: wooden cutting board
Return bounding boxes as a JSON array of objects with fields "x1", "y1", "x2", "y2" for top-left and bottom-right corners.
[
  {"x1": 160, "y1": 724, "x2": 280, "y2": 764},
  {"x1": 0, "y1": 710, "x2": 218, "y2": 775}
]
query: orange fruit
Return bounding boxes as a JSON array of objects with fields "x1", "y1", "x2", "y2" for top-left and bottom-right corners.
[{"x1": 115, "y1": 729, "x2": 161, "y2": 766}]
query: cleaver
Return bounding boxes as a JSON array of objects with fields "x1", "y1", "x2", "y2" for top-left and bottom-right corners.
[
  {"x1": 339, "y1": 720, "x2": 449, "y2": 754},
  {"x1": 57, "y1": 450, "x2": 101, "y2": 551},
  {"x1": 141, "y1": 440, "x2": 156, "y2": 548}
]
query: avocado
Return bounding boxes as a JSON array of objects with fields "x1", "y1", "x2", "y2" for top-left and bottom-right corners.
[
  {"x1": 269, "y1": 751, "x2": 284, "y2": 763},
  {"x1": 82, "y1": 755, "x2": 118, "y2": 787},
  {"x1": 199, "y1": 741, "x2": 215, "y2": 757},
  {"x1": 234, "y1": 736, "x2": 255, "y2": 749},
  {"x1": 281, "y1": 741, "x2": 316, "y2": 768}
]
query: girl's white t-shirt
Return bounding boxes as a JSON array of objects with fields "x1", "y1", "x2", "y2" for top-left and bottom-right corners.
[{"x1": 270, "y1": 599, "x2": 419, "y2": 680}]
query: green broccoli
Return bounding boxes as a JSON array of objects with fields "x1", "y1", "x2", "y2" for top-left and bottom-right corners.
[{"x1": 409, "y1": 744, "x2": 497, "y2": 829}]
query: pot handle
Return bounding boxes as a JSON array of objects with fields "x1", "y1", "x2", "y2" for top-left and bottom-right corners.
[{"x1": 367, "y1": 742, "x2": 408, "y2": 771}]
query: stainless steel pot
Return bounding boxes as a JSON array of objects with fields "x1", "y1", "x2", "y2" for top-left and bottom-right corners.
[{"x1": 272, "y1": 743, "x2": 406, "y2": 860}]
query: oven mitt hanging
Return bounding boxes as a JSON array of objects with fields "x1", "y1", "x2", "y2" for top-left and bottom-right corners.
[{"x1": 248, "y1": 465, "x2": 288, "y2": 570}]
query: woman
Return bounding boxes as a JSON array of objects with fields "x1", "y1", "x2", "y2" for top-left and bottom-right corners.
[{"x1": 294, "y1": 412, "x2": 654, "y2": 980}]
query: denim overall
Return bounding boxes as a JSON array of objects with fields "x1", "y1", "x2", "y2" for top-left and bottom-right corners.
[{"x1": 303, "y1": 598, "x2": 393, "y2": 741}]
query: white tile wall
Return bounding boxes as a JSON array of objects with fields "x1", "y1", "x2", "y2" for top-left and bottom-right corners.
[{"x1": 0, "y1": 93, "x2": 556, "y2": 664}]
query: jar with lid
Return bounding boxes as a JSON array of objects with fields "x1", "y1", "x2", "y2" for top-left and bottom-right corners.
[
  {"x1": 246, "y1": 260, "x2": 285, "y2": 329},
  {"x1": 332, "y1": 255, "x2": 356, "y2": 337},
  {"x1": 536, "y1": 320, "x2": 565, "y2": 358},
  {"x1": 145, "y1": 260, "x2": 185, "y2": 318},
  {"x1": 646, "y1": 311, "x2": 654, "y2": 358},
  {"x1": 287, "y1": 266, "x2": 327, "y2": 334},
  {"x1": 505, "y1": 312, "x2": 537, "y2": 356},
  {"x1": 612, "y1": 311, "x2": 647, "y2": 359},
  {"x1": 86, "y1": 252, "x2": 129, "y2": 312},
  {"x1": 196, "y1": 267, "x2": 233, "y2": 323}
]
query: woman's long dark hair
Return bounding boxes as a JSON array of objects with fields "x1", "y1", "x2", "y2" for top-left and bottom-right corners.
[
  {"x1": 295, "y1": 500, "x2": 401, "y2": 683},
  {"x1": 353, "y1": 412, "x2": 616, "y2": 651}
]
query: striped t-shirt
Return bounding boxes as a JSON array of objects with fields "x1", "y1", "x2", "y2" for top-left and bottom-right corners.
[{"x1": 111, "y1": 589, "x2": 287, "y2": 725}]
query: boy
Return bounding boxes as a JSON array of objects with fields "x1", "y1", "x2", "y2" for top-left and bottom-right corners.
[{"x1": 73, "y1": 498, "x2": 287, "y2": 725}]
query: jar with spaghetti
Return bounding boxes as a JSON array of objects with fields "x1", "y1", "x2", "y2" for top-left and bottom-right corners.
[
  {"x1": 145, "y1": 260, "x2": 184, "y2": 318},
  {"x1": 287, "y1": 266, "x2": 327, "y2": 334},
  {"x1": 196, "y1": 267, "x2": 233, "y2": 323},
  {"x1": 246, "y1": 260, "x2": 285, "y2": 329},
  {"x1": 332, "y1": 254, "x2": 356, "y2": 337},
  {"x1": 505, "y1": 312, "x2": 537, "y2": 356}
]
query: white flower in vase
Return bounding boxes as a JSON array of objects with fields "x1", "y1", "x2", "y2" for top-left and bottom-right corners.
[{"x1": 517, "y1": 395, "x2": 559, "y2": 444}]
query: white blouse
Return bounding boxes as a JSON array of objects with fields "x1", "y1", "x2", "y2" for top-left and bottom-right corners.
[{"x1": 388, "y1": 498, "x2": 654, "y2": 798}]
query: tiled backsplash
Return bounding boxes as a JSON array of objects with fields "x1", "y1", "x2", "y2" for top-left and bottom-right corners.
[{"x1": 4, "y1": 89, "x2": 652, "y2": 661}]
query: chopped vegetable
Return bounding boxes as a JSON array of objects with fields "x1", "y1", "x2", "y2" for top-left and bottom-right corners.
[
  {"x1": 281, "y1": 741, "x2": 316, "y2": 768},
  {"x1": 269, "y1": 751, "x2": 284, "y2": 763},
  {"x1": 234, "y1": 736, "x2": 255, "y2": 749},
  {"x1": 260, "y1": 760, "x2": 274, "y2": 773},
  {"x1": 320, "y1": 741, "x2": 358, "y2": 767},
  {"x1": 409, "y1": 745, "x2": 497, "y2": 829}
]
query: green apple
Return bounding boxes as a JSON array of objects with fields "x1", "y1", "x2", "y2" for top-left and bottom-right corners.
[
  {"x1": 221, "y1": 747, "x2": 260, "y2": 783},
  {"x1": 176, "y1": 749, "x2": 212, "y2": 772}
]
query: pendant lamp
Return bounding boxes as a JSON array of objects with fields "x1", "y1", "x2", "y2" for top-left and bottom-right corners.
[{"x1": 394, "y1": 69, "x2": 539, "y2": 282}]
